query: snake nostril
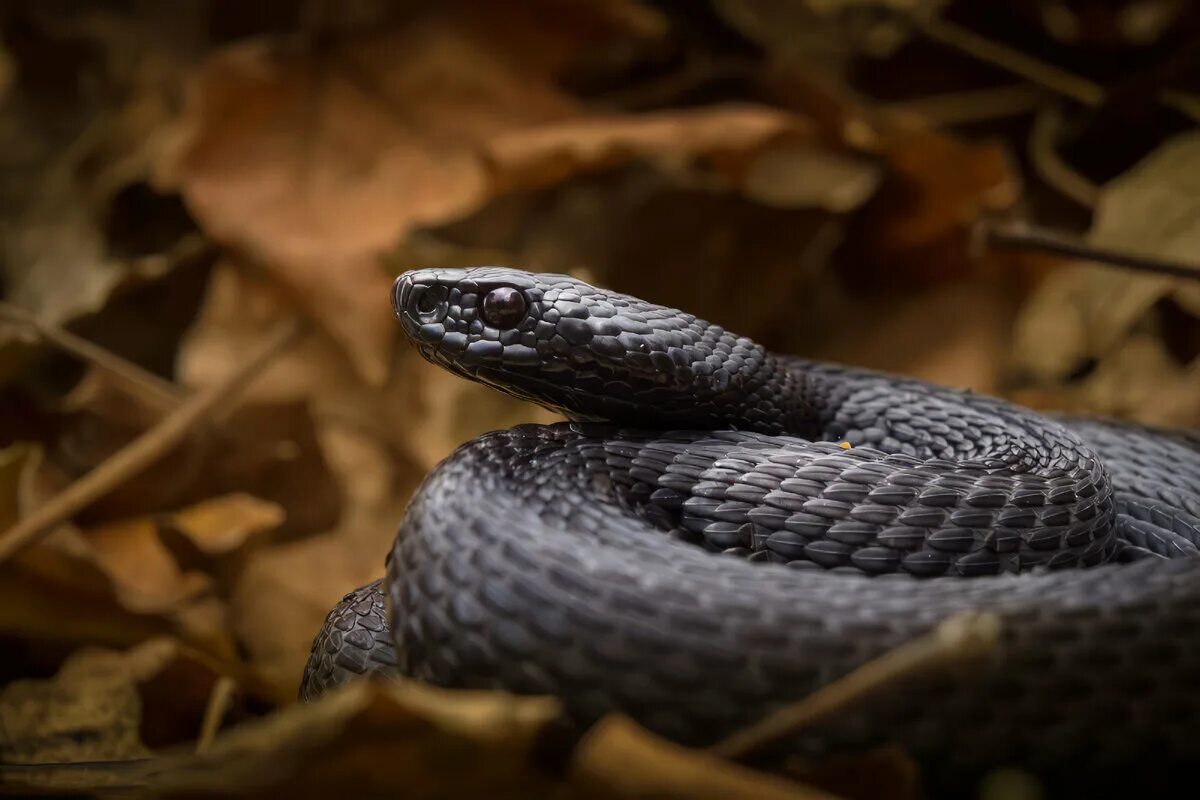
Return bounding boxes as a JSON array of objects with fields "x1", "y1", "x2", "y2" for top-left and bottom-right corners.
[{"x1": 408, "y1": 283, "x2": 449, "y2": 325}]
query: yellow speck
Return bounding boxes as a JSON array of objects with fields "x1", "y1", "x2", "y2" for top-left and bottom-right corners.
[{"x1": 839, "y1": 441, "x2": 852, "y2": 449}]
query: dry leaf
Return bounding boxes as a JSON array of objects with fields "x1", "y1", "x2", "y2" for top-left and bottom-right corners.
[
  {"x1": 742, "y1": 140, "x2": 881, "y2": 212},
  {"x1": 566, "y1": 715, "x2": 837, "y2": 800},
  {"x1": 486, "y1": 105, "x2": 815, "y2": 195},
  {"x1": 0, "y1": 637, "x2": 229, "y2": 764},
  {"x1": 145, "y1": 679, "x2": 561, "y2": 799},
  {"x1": 1013, "y1": 131, "x2": 1200, "y2": 425},
  {"x1": 85, "y1": 493, "x2": 283, "y2": 615},
  {"x1": 160, "y1": 11, "x2": 588, "y2": 383},
  {"x1": 167, "y1": 493, "x2": 285, "y2": 556},
  {"x1": 0, "y1": 444, "x2": 241, "y2": 661},
  {"x1": 843, "y1": 129, "x2": 1018, "y2": 285}
]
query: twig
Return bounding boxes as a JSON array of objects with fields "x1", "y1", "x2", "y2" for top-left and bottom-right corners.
[
  {"x1": 709, "y1": 612, "x2": 1000, "y2": 762},
  {"x1": 0, "y1": 319, "x2": 307, "y2": 566},
  {"x1": 1028, "y1": 104, "x2": 1100, "y2": 208},
  {"x1": 908, "y1": 12, "x2": 1200, "y2": 125},
  {"x1": 195, "y1": 676, "x2": 238, "y2": 755},
  {"x1": 980, "y1": 220, "x2": 1200, "y2": 280},
  {"x1": 913, "y1": 15, "x2": 1104, "y2": 108},
  {"x1": 0, "y1": 302, "x2": 184, "y2": 406}
]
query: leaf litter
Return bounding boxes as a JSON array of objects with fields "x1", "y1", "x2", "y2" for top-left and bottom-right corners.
[{"x1": 0, "y1": 1, "x2": 1197, "y2": 798}]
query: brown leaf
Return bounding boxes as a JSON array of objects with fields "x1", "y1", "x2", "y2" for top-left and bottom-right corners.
[
  {"x1": 144, "y1": 679, "x2": 561, "y2": 799},
  {"x1": 167, "y1": 493, "x2": 285, "y2": 557},
  {"x1": 842, "y1": 129, "x2": 1018, "y2": 286},
  {"x1": 486, "y1": 105, "x2": 816, "y2": 196},
  {"x1": 1012, "y1": 131, "x2": 1200, "y2": 425},
  {"x1": 0, "y1": 445, "x2": 241, "y2": 661},
  {"x1": 42, "y1": 352, "x2": 341, "y2": 537},
  {"x1": 85, "y1": 493, "x2": 283, "y2": 615},
  {"x1": 160, "y1": 10, "x2": 588, "y2": 383},
  {"x1": 0, "y1": 637, "x2": 230, "y2": 764},
  {"x1": 566, "y1": 715, "x2": 838, "y2": 800}
]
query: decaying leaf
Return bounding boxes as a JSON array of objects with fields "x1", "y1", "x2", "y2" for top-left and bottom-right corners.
[
  {"x1": 84, "y1": 493, "x2": 283, "y2": 615},
  {"x1": 0, "y1": 443, "x2": 243, "y2": 661},
  {"x1": 0, "y1": 637, "x2": 231, "y2": 764},
  {"x1": 842, "y1": 129, "x2": 1019, "y2": 285},
  {"x1": 158, "y1": 7, "x2": 596, "y2": 384},
  {"x1": 1013, "y1": 131, "x2": 1200, "y2": 425},
  {"x1": 566, "y1": 715, "x2": 836, "y2": 800},
  {"x1": 160, "y1": 4, "x2": 843, "y2": 385},
  {"x1": 145, "y1": 679, "x2": 562, "y2": 799},
  {"x1": 485, "y1": 105, "x2": 817, "y2": 197}
]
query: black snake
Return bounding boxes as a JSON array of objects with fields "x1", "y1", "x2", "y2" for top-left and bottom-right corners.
[{"x1": 302, "y1": 267, "x2": 1200, "y2": 795}]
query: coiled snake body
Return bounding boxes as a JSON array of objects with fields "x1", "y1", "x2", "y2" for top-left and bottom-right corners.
[{"x1": 303, "y1": 268, "x2": 1200, "y2": 794}]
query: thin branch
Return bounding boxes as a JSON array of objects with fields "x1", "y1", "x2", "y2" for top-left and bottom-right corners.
[
  {"x1": 0, "y1": 320, "x2": 308, "y2": 566},
  {"x1": 913, "y1": 15, "x2": 1104, "y2": 108},
  {"x1": 1028, "y1": 104, "x2": 1100, "y2": 208},
  {"x1": 709, "y1": 612, "x2": 1000, "y2": 762},
  {"x1": 980, "y1": 220, "x2": 1200, "y2": 280},
  {"x1": 195, "y1": 676, "x2": 238, "y2": 755},
  {"x1": 0, "y1": 303, "x2": 184, "y2": 406},
  {"x1": 908, "y1": 12, "x2": 1200, "y2": 125}
]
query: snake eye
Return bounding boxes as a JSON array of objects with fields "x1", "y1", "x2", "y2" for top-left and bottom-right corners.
[{"x1": 482, "y1": 287, "x2": 526, "y2": 328}]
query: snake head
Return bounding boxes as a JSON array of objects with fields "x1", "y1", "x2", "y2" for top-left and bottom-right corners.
[{"x1": 392, "y1": 267, "x2": 790, "y2": 430}]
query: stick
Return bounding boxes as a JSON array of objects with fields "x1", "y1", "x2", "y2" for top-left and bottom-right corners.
[
  {"x1": 0, "y1": 320, "x2": 307, "y2": 566},
  {"x1": 981, "y1": 220, "x2": 1200, "y2": 280},
  {"x1": 195, "y1": 676, "x2": 238, "y2": 755},
  {"x1": 0, "y1": 302, "x2": 183, "y2": 406},
  {"x1": 910, "y1": 13, "x2": 1200, "y2": 124},
  {"x1": 914, "y1": 15, "x2": 1104, "y2": 107},
  {"x1": 709, "y1": 612, "x2": 1000, "y2": 762},
  {"x1": 1028, "y1": 105, "x2": 1100, "y2": 208}
]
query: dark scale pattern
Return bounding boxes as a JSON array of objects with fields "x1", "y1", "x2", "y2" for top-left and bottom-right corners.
[
  {"x1": 302, "y1": 268, "x2": 1200, "y2": 796},
  {"x1": 299, "y1": 580, "x2": 401, "y2": 702}
]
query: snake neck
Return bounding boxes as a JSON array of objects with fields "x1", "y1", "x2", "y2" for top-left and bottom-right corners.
[{"x1": 561, "y1": 347, "x2": 824, "y2": 438}]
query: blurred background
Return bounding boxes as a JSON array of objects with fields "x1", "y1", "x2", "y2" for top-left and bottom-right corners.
[{"x1": 0, "y1": 0, "x2": 1197, "y2": 786}]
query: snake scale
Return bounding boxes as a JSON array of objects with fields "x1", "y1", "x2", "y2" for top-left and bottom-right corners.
[{"x1": 302, "y1": 267, "x2": 1200, "y2": 795}]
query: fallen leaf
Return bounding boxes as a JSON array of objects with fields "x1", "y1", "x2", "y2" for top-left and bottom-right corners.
[
  {"x1": 485, "y1": 105, "x2": 816, "y2": 196},
  {"x1": 0, "y1": 444, "x2": 241, "y2": 661},
  {"x1": 0, "y1": 637, "x2": 231, "y2": 764},
  {"x1": 1013, "y1": 131, "x2": 1200, "y2": 426},
  {"x1": 39, "y1": 353, "x2": 341, "y2": 537},
  {"x1": 145, "y1": 679, "x2": 561, "y2": 799},
  {"x1": 159, "y1": 7, "x2": 599, "y2": 383},
  {"x1": 0, "y1": 2, "x2": 196, "y2": 361},
  {"x1": 841, "y1": 129, "x2": 1019, "y2": 286},
  {"x1": 85, "y1": 493, "x2": 283, "y2": 615},
  {"x1": 566, "y1": 715, "x2": 837, "y2": 800},
  {"x1": 167, "y1": 493, "x2": 285, "y2": 557},
  {"x1": 742, "y1": 140, "x2": 881, "y2": 212}
]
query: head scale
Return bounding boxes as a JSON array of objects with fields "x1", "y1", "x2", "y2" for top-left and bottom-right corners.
[{"x1": 392, "y1": 267, "x2": 801, "y2": 432}]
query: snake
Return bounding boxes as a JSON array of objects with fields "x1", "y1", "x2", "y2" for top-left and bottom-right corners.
[{"x1": 301, "y1": 267, "x2": 1200, "y2": 795}]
